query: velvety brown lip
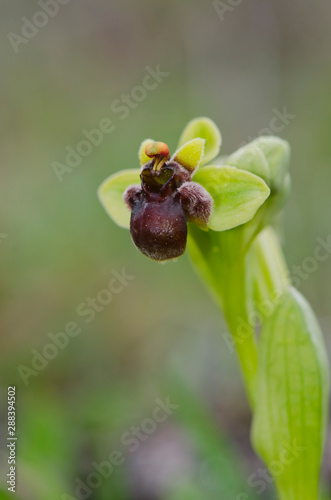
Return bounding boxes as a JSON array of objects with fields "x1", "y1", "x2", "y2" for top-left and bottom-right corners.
[{"x1": 123, "y1": 146, "x2": 212, "y2": 261}]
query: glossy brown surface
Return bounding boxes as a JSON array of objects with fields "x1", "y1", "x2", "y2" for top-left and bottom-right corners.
[
  {"x1": 124, "y1": 158, "x2": 211, "y2": 261},
  {"x1": 130, "y1": 195, "x2": 187, "y2": 261}
]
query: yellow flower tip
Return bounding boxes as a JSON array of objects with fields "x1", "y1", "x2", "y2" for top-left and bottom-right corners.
[{"x1": 145, "y1": 141, "x2": 170, "y2": 158}]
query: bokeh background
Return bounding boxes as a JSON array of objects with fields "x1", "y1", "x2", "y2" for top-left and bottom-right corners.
[{"x1": 1, "y1": 0, "x2": 331, "y2": 498}]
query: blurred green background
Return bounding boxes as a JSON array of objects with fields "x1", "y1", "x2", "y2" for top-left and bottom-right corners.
[{"x1": 1, "y1": 0, "x2": 331, "y2": 498}]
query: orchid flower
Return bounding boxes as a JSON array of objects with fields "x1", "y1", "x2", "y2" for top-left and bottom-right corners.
[{"x1": 98, "y1": 117, "x2": 270, "y2": 261}]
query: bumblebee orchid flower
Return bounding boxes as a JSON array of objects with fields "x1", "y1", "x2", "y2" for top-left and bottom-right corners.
[
  {"x1": 97, "y1": 118, "x2": 330, "y2": 500},
  {"x1": 98, "y1": 117, "x2": 270, "y2": 261}
]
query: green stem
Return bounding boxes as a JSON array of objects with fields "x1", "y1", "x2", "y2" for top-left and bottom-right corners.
[
  {"x1": 188, "y1": 225, "x2": 291, "y2": 409},
  {"x1": 220, "y1": 256, "x2": 258, "y2": 408},
  {"x1": 188, "y1": 226, "x2": 258, "y2": 407}
]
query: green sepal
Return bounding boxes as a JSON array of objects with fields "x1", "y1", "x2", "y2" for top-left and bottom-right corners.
[
  {"x1": 178, "y1": 117, "x2": 222, "y2": 165},
  {"x1": 193, "y1": 165, "x2": 270, "y2": 231},
  {"x1": 98, "y1": 169, "x2": 140, "y2": 229}
]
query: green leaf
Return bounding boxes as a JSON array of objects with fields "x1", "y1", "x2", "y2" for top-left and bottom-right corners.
[
  {"x1": 193, "y1": 165, "x2": 270, "y2": 231},
  {"x1": 178, "y1": 117, "x2": 222, "y2": 165},
  {"x1": 227, "y1": 142, "x2": 270, "y2": 185},
  {"x1": 98, "y1": 169, "x2": 140, "y2": 229},
  {"x1": 171, "y1": 138, "x2": 205, "y2": 173},
  {"x1": 138, "y1": 138, "x2": 154, "y2": 165},
  {"x1": 252, "y1": 287, "x2": 329, "y2": 500},
  {"x1": 252, "y1": 136, "x2": 290, "y2": 191}
]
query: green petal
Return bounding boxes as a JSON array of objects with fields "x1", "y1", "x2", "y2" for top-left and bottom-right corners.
[
  {"x1": 178, "y1": 117, "x2": 221, "y2": 165},
  {"x1": 252, "y1": 136, "x2": 290, "y2": 191},
  {"x1": 171, "y1": 138, "x2": 205, "y2": 173},
  {"x1": 193, "y1": 165, "x2": 270, "y2": 231},
  {"x1": 138, "y1": 138, "x2": 154, "y2": 166},
  {"x1": 227, "y1": 142, "x2": 270, "y2": 185},
  {"x1": 98, "y1": 169, "x2": 140, "y2": 229}
]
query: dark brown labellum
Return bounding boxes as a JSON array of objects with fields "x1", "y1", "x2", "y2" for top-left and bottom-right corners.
[
  {"x1": 130, "y1": 195, "x2": 187, "y2": 261},
  {"x1": 123, "y1": 154, "x2": 212, "y2": 261}
]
